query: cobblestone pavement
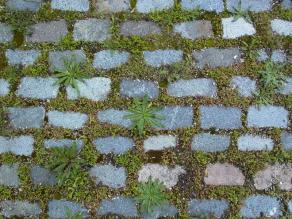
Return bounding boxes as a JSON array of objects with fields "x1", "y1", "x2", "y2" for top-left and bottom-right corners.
[{"x1": 0, "y1": 0, "x2": 291, "y2": 218}]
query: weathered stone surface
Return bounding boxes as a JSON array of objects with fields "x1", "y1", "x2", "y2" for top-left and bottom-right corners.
[
  {"x1": 66, "y1": 77, "x2": 111, "y2": 101},
  {"x1": 5, "y1": 49, "x2": 41, "y2": 66},
  {"x1": 121, "y1": 21, "x2": 161, "y2": 36},
  {"x1": 44, "y1": 139, "x2": 84, "y2": 150},
  {"x1": 222, "y1": 17, "x2": 256, "y2": 39},
  {"x1": 8, "y1": 107, "x2": 45, "y2": 129},
  {"x1": 138, "y1": 164, "x2": 185, "y2": 188},
  {"x1": 143, "y1": 203, "x2": 178, "y2": 219},
  {"x1": 0, "y1": 164, "x2": 19, "y2": 187},
  {"x1": 240, "y1": 195, "x2": 282, "y2": 218},
  {"x1": 254, "y1": 164, "x2": 292, "y2": 191},
  {"x1": 230, "y1": 76, "x2": 256, "y2": 97},
  {"x1": 73, "y1": 19, "x2": 111, "y2": 42},
  {"x1": 136, "y1": 0, "x2": 174, "y2": 13},
  {"x1": 188, "y1": 199, "x2": 229, "y2": 218},
  {"x1": 26, "y1": 20, "x2": 68, "y2": 43},
  {"x1": 120, "y1": 79, "x2": 159, "y2": 99},
  {"x1": 90, "y1": 164, "x2": 127, "y2": 188},
  {"x1": 278, "y1": 77, "x2": 292, "y2": 95},
  {"x1": 17, "y1": 77, "x2": 59, "y2": 100},
  {"x1": 48, "y1": 200, "x2": 88, "y2": 219},
  {"x1": 0, "y1": 79, "x2": 9, "y2": 96},
  {"x1": 6, "y1": 0, "x2": 43, "y2": 11},
  {"x1": 51, "y1": 0, "x2": 89, "y2": 11},
  {"x1": 204, "y1": 163, "x2": 245, "y2": 186},
  {"x1": 144, "y1": 50, "x2": 183, "y2": 67},
  {"x1": 156, "y1": 106, "x2": 193, "y2": 130},
  {"x1": 31, "y1": 166, "x2": 57, "y2": 186},
  {"x1": 94, "y1": 136, "x2": 134, "y2": 155},
  {"x1": 257, "y1": 49, "x2": 269, "y2": 62},
  {"x1": 237, "y1": 134, "x2": 274, "y2": 151},
  {"x1": 181, "y1": 0, "x2": 224, "y2": 13},
  {"x1": 271, "y1": 49, "x2": 287, "y2": 63},
  {"x1": 49, "y1": 50, "x2": 86, "y2": 72},
  {"x1": 289, "y1": 200, "x2": 292, "y2": 213},
  {"x1": 0, "y1": 23, "x2": 13, "y2": 43},
  {"x1": 167, "y1": 78, "x2": 217, "y2": 97},
  {"x1": 200, "y1": 105, "x2": 242, "y2": 129},
  {"x1": 281, "y1": 132, "x2": 292, "y2": 150},
  {"x1": 226, "y1": 0, "x2": 272, "y2": 12},
  {"x1": 193, "y1": 48, "x2": 241, "y2": 69},
  {"x1": 0, "y1": 201, "x2": 41, "y2": 218},
  {"x1": 282, "y1": 0, "x2": 292, "y2": 9},
  {"x1": 94, "y1": 0, "x2": 130, "y2": 12},
  {"x1": 173, "y1": 20, "x2": 213, "y2": 40},
  {"x1": 93, "y1": 50, "x2": 130, "y2": 70},
  {"x1": 0, "y1": 135, "x2": 34, "y2": 156},
  {"x1": 48, "y1": 111, "x2": 88, "y2": 130},
  {"x1": 144, "y1": 135, "x2": 177, "y2": 151},
  {"x1": 271, "y1": 19, "x2": 292, "y2": 36},
  {"x1": 97, "y1": 196, "x2": 138, "y2": 217},
  {"x1": 247, "y1": 105, "x2": 289, "y2": 128},
  {"x1": 97, "y1": 109, "x2": 132, "y2": 128},
  {"x1": 191, "y1": 133, "x2": 230, "y2": 152}
]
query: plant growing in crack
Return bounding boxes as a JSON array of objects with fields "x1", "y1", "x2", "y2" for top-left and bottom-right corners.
[
  {"x1": 124, "y1": 96, "x2": 164, "y2": 136},
  {"x1": 135, "y1": 178, "x2": 168, "y2": 214},
  {"x1": 232, "y1": 0, "x2": 252, "y2": 23}
]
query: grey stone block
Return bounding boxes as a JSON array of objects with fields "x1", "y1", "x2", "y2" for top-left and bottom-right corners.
[
  {"x1": 48, "y1": 200, "x2": 88, "y2": 219},
  {"x1": 191, "y1": 133, "x2": 230, "y2": 152},
  {"x1": 226, "y1": 0, "x2": 272, "y2": 12},
  {"x1": 0, "y1": 135, "x2": 34, "y2": 156},
  {"x1": 282, "y1": 0, "x2": 292, "y2": 9},
  {"x1": 222, "y1": 17, "x2": 256, "y2": 39},
  {"x1": 5, "y1": 49, "x2": 41, "y2": 66},
  {"x1": 0, "y1": 201, "x2": 41, "y2": 218},
  {"x1": 47, "y1": 111, "x2": 88, "y2": 130},
  {"x1": 31, "y1": 166, "x2": 57, "y2": 186},
  {"x1": 120, "y1": 79, "x2": 159, "y2": 99},
  {"x1": 0, "y1": 164, "x2": 19, "y2": 187},
  {"x1": 93, "y1": 50, "x2": 130, "y2": 70},
  {"x1": 181, "y1": 0, "x2": 224, "y2": 13},
  {"x1": 281, "y1": 132, "x2": 292, "y2": 150},
  {"x1": 6, "y1": 0, "x2": 43, "y2": 11},
  {"x1": 143, "y1": 135, "x2": 177, "y2": 151},
  {"x1": 0, "y1": 79, "x2": 9, "y2": 96},
  {"x1": 188, "y1": 199, "x2": 229, "y2": 218},
  {"x1": 143, "y1": 203, "x2": 178, "y2": 219},
  {"x1": 271, "y1": 49, "x2": 287, "y2": 63},
  {"x1": 143, "y1": 50, "x2": 183, "y2": 67},
  {"x1": 51, "y1": 0, "x2": 89, "y2": 11},
  {"x1": 271, "y1": 19, "x2": 292, "y2": 36},
  {"x1": 0, "y1": 23, "x2": 13, "y2": 43},
  {"x1": 94, "y1": 136, "x2": 134, "y2": 155},
  {"x1": 136, "y1": 0, "x2": 174, "y2": 13},
  {"x1": 121, "y1": 21, "x2": 161, "y2": 37},
  {"x1": 94, "y1": 0, "x2": 130, "y2": 12},
  {"x1": 44, "y1": 139, "x2": 84, "y2": 150},
  {"x1": 278, "y1": 78, "x2": 292, "y2": 95},
  {"x1": 97, "y1": 109, "x2": 132, "y2": 128},
  {"x1": 237, "y1": 134, "x2": 274, "y2": 151},
  {"x1": 230, "y1": 76, "x2": 256, "y2": 97}
]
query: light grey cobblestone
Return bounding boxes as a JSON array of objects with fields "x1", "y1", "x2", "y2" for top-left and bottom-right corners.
[
  {"x1": 121, "y1": 21, "x2": 161, "y2": 36},
  {"x1": 5, "y1": 49, "x2": 41, "y2": 66},
  {"x1": 0, "y1": 164, "x2": 19, "y2": 187},
  {"x1": 143, "y1": 135, "x2": 177, "y2": 151},
  {"x1": 230, "y1": 76, "x2": 256, "y2": 97},
  {"x1": 0, "y1": 135, "x2": 34, "y2": 156},
  {"x1": 281, "y1": 132, "x2": 292, "y2": 150},
  {"x1": 0, "y1": 23, "x2": 13, "y2": 43},
  {"x1": 192, "y1": 133, "x2": 230, "y2": 152},
  {"x1": 271, "y1": 19, "x2": 292, "y2": 36},
  {"x1": 47, "y1": 111, "x2": 88, "y2": 130},
  {"x1": 0, "y1": 79, "x2": 9, "y2": 96},
  {"x1": 188, "y1": 199, "x2": 229, "y2": 218},
  {"x1": 94, "y1": 136, "x2": 134, "y2": 155},
  {"x1": 94, "y1": 0, "x2": 130, "y2": 12},
  {"x1": 222, "y1": 17, "x2": 256, "y2": 39},
  {"x1": 48, "y1": 200, "x2": 88, "y2": 219},
  {"x1": 0, "y1": 201, "x2": 41, "y2": 218},
  {"x1": 44, "y1": 139, "x2": 84, "y2": 150},
  {"x1": 181, "y1": 0, "x2": 224, "y2": 13},
  {"x1": 93, "y1": 50, "x2": 130, "y2": 70},
  {"x1": 120, "y1": 79, "x2": 159, "y2": 99},
  {"x1": 51, "y1": 0, "x2": 89, "y2": 11},
  {"x1": 31, "y1": 166, "x2": 57, "y2": 186},
  {"x1": 6, "y1": 0, "x2": 43, "y2": 11},
  {"x1": 136, "y1": 0, "x2": 174, "y2": 13},
  {"x1": 226, "y1": 0, "x2": 272, "y2": 12},
  {"x1": 237, "y1": 134, "x2": 274, "y2": 151},
  {"x1": 143, "y1": 50, "x2": 183, "y2": 67}
]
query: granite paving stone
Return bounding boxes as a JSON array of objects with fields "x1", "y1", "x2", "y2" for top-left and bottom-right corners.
[
  {"x1": 138, "y1": 164, "x2": 185, "y2": 188},
  {"x1": 73, "y1": 19, "x2": 111, "y2": 42},
  {"x1": 271, "y1": 19, "x2": 292, "y2": 36},
  {"x1": 222, "y1": 17, "x2": 256, "y2": 39},
  {"x1": 282, "y1": 0, "x2": 292, "y2": 9},
  {"x1": 120, "y1": 79, "x2": 159, "y2": 99},
  {"x1": 240, "y1": 195, "x2": 282, "y2": 218},
  {"x1": 288, "y1": 200, "x2": 292, "y2": 213},
  {"x1": 204, "y1": 163, "x2": 245, "y2": 186},
  {"x1": 0, "y1": 164, "x2": 19, "y2": 187},
  {"x1": 237, "y1": 134, "x2": 274, "y2": 151},
  {"x1": 136, "y1": 0, "x2": 174, "y2": 13},
  {"x1": 192, "y1": 47, "x2": 241, "y2": 69},
  {"x1": 0, "y1": 201, "x2": 41, "y2": 218},
  {"x1": 94, "y1": 136, "x2": 134, "y2": 155},
  {"x1": 121, "y1": 21, "x2": 161, "y2": 36},
  {"x1": 30, "y1": 166, "x2": 57, "y2": 186},
  {"x1": 51, "y1": 0, "x2": 89, "y2": 11},
  {"x1": 277, "y1": 77, "x2": 292, "y2": 95},
  {"x1": 26, "y1": 20, "x2": 68, "y2": 43},
  {"x1": 43, "y1": 139, "x2": 84, "y2": 150},
  {"x1": 49, "y1": 50, "x2": 86, "y2": 72},
  {"x1": 0, "y1": 23, "x2": 13, "y2": 43},
  {"x1": 173, "y1": 20, "x2": 213, "y2": 40},
  {"x1": 0, "y1": 135, "x2": 34, "y2": 156},
  {"x1": 143, "y1": 50, "x2": 183, "y2": 67},
  {"x1": 93, "y1": 50, "x2": 130, "y2": 70},
  {"x1": 167, "y1": 78, "x2": 217, "y2": 97},
  {"x1": 226, "y1": 0, "x2": 272, "y2": 12},
  {"x1": 8, "y1": 107, "x2": 45, "y2": 129},
  {"x1": 66, "y1": 77, "x2": 111, "y2": 101},
  {"x1": 47, "y1": 111, "x2": 88, "y2": 130},
  {"x1": 230, "y1": 76, "x2": 257, "y2": 97},
  {"x1": 97, "y1": 109, "x2": 132, "y2": 128},
  {"x1": 143, "y1": 135, "x2": 177, "y2": 151},
  {"x1": 5, "y1": 49, "x2": 41, "y2": 66},
  {"x1": 16, "y1": 77, "x2": 59, "y2": 100},
  {"x1": 89, "y1": 164, "x2": 127, "y2": 188},
  {"x1": 247, "y1": 105, "x2": 289, "y2": 128},
  {"x1": 188, "y1": 199, "x2": 229, "y2": 218},
  {"x1": 48, "y1": 200, "x2": 88, "y2": 219},
  {"x1": 94, "y1": 0, "x2": 130, "y2": 12},
  {"x1": 6, "y1": 0, "x2": 43, "y2": 11},
  {"x1": 0, "y1": 79, "x2": 9, "y2": 96},
  {"x1": 200, "y1": 105, "x2": 242, "y2": 129},
  {"x1": 191, "y1": 133, "x2": 230, "y2": 152},
  {"x1": 143, "y1": 203, "x2": 178, "y2": 219},
  {"x1": 181, "y1": 0, "x2": 224, "y2": 13},
  {"x1": 271, "y1": 49, "x2": 287, "y2": 63},
  {"x1": 97, "y1": 196, "x2": 138, "y2": 217},
  {"x1": 281, "y1": 132, "x2": 292, "y2": 150}
]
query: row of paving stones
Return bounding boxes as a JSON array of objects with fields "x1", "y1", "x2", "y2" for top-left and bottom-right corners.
[
  {"x1": 1, "y1": 76, "x2": 291, "y2": 99},
  {"x1": 5, "y1": 0, "x2": 292, "y2": 13},
  {"x1": 1, "y1": 17, "x2": 291, "y2": 44},
  {"x1": 0, "y1": 130, "x2": 291, "y2": 157},
  {"x1": 2, "y1": 104, "x2": 290, "y2": 131}
]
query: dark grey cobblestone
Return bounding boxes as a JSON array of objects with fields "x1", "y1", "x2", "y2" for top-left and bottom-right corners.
[
  {"x1": 94, "y1": 136, "x2": 134, "y2": 155},
  {"x1": 6, "y1": 0, "x2": 43, "y2": 11},
  {"x1": 0, "y1": 164, "x2": 19, "y2": 187},
  {"x1": 0, "y1": 201, "x2": 41, "y2": 218},
  {"x1": 31, "y1": 166, "x2": 57, "y2": 186},
  {"x1": 121, "y1": 21, "x2": 161, "y2": 36},
  {"x1": 94, "y1": 0, "x2": 130, "y2": 12},
  {"x1": 181, "y1": 0, "x2": 224, "y2": 13},
  {"x1": 0, "y1": 79, "x2": 9, "y2": 96},
  {"x1": 8, "y1": 107, "x2": 45, "y2": 129},
  {"x1": 281, "y1": 131, "x2": 292, "y2": 150},
  {"x1": 188, "y1": 199, "x2": 229, "y2": 218},
  {"x1": 47, "y1": 111, "x2": 88, "y2": 130},
  {"x1": 136, "y1": 0, "x2": 174, "y2": 13},
  {"x1": 51, "y1": 0, "x2": 89, "y2": 11},
  {"x1": 237, "y1": 134, "x2": 274, "y2": 151},
  {"x1": 226, "y1": 0, "x2": 272, "y2": 12},
  {"x1": 120, "y1": 79, "x2": 159, "y2": 99},
  {"x1": 192, "y1": 133, "x2": 230, "y2": 152},
  {"x1": 0, "y1": 23, "x2": 13, "y2": 43},
  {"x1": 5, "y1": 49, "x2": 41, "y2": 66},
  {"x1": 0, "y1": 135, "x2": 34, "y2": 156},
  {"x1": 143, "y1": 50, "x2": 183, "y2": 67},
  {"x1": 26, "y1": 20, "x2": 68, "y2": 43},
  {"x1": 48, "y1": 200, "x2": 88, "y2": 219}
]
